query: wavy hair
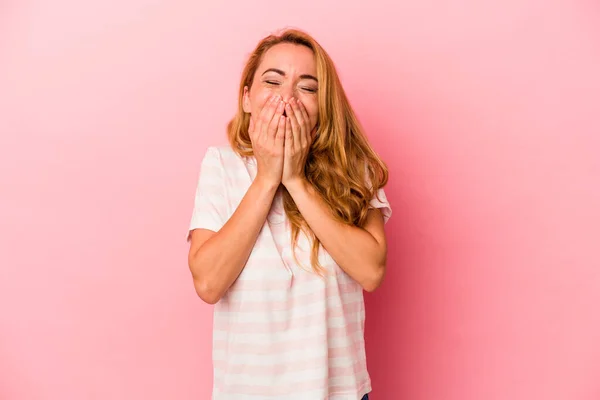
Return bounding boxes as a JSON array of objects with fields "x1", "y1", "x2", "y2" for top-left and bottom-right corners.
[{"x1": 227, "y1": 28, "x2": 388, "y2": 274}]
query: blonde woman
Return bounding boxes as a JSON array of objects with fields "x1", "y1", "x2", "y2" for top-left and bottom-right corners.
[{"x1": 187, "y1": 28, "x2": 391, "y2": 400}]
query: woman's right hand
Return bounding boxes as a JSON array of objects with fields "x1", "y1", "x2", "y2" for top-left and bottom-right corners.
[{"x1": 248, "y1": 95, "x2": 286, "y2": 188}]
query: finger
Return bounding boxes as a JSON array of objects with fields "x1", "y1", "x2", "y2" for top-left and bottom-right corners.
[
  {"x1": 267, "y1": 100, "x2": 285, "y2": 143},
  {"x1": 284, "y1": 102, "x2": 298, "y2": 134},
  {"x1": 297, "y1": 100, "x2": 311, "y2": 135},
  {"x1": 257, "y1": 95, "x2": 279, "y2": 141},
  {"x1": 262, "y1": 97, "x2": 283, "y2": 141},
  {"x1": 285, "y1": 116, "x2": 293, "y2": 153},
  {"x1": 288, "y1": 98, "x2": 305, "y2": 128},
  {"x1": 288, "y1": 98, "x2": 304, "y2": 149},
  {"x1": 297, "y1": 100, "x2": 315, "y2": 145},
  {"x1": 275, "y1": 115, "x2": 286, "y2": 147}
]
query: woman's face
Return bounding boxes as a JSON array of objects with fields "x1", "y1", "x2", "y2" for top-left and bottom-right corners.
[{"x1": 243, "y1": 43, "x2": 319, "y2": 133}]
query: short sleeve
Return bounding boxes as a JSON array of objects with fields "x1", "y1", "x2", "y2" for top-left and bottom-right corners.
[
  {"x1": 187, "y1": 147, "x2": 227, "y2": 241},
  {"x1": 369, "y1": 187, "x2": 392, "y2": 224}
]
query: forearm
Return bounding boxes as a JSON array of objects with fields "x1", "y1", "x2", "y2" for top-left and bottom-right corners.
[
  {"x1": 285, "y1": 179, "x2": 387, "y2": 292},
  {"x1": 189, "y1": 178, "x2": 279, "y2": 302}
]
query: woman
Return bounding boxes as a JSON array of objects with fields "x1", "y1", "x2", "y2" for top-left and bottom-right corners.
[{"x1": 187, "y1": 28, "x2": 391, "y2": 400}]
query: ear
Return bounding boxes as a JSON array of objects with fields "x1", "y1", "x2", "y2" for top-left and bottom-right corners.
[{"x1": 242, "y1": 86, "x2": 251, "y2": 113}]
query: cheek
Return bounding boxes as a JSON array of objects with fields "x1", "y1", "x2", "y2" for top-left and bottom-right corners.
[
  {"x1": 296, "y1": 96, "x2": 318, "y2": 125},
  {"x1": 250, "y1": 88, "x2": 274, "y2": 115},
  {"x1": 306, "y1": 103, "x2": 319, "y2": 127}
]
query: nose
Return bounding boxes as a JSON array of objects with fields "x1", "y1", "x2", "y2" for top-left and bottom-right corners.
[{"x1": 278, "y1": 84, "x2": 294, "y2": 103}]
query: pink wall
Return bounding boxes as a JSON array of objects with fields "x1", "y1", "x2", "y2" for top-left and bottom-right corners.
[{"x1": 1, "y1": 1, "x2": 599, "y2": 399}]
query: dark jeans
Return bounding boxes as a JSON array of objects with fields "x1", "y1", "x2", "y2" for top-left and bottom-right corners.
[{"x1": 361, "y1": 394, "x2": 369, "y2": 400}]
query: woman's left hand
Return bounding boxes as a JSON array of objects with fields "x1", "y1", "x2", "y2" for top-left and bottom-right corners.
[{"x1": 282, "y1": 97, "x2": 315, "y2": 188}]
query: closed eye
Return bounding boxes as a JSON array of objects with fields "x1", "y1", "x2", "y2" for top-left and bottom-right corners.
[{"x1": 265, "y1": 80, "x2": 316, "y2": 93}]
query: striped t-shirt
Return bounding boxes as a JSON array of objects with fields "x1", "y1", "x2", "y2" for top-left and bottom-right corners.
[{"x1": 188, "y1": 145, "x2": 392, "y2": 400}]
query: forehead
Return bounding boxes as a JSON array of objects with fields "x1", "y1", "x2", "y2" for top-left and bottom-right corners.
[{"x1": 258, "y1": 43, "x2": 316, "y2": 74}]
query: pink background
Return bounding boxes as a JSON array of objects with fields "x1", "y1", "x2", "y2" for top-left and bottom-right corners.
[{"x1": 1, "y1": 1, "x2": 599, "y2": 399}]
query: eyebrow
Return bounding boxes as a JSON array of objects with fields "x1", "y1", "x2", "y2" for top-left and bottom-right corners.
[{"x1": 261, "y1": 68, "x2": 318, "y2": 83}]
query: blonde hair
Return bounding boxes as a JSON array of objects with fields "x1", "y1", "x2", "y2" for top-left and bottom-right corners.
[{"x1": 227, "y1": 28, "x2": 388, "y2": 274}]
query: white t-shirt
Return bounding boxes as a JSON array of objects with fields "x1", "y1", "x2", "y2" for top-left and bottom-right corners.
[{"x1": 188, "y1": 145, "x2": 392, "y2": 399}]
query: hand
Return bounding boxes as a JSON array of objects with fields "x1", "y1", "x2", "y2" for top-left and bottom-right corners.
[
  {"x1": 248, "y1": 95, "x2": 286, "y2": 188},
  {"x1": 282, "y1": 97, "x2": 315, "y2": 188}
]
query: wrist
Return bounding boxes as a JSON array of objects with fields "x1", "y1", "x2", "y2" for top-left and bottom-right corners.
[
  {"x1": 252, "y1": 175, "x2": 281, "y2": 194},
  {"x1": 282, "y1": 176, "x2": 308, "y2": 194}
]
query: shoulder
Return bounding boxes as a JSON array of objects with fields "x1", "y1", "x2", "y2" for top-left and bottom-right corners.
[
  {"x1": 203, "y1": 145, "x2": 252, "y2": 170},
  {"x1": 201, "y1": 145, "x2": 233, "y2": 162},
  {"x1": 205, "y1": 145, "x2": 244, "y2": 159}
]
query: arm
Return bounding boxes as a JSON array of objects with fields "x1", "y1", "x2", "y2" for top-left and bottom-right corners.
[
  {"x1": 188, "y1": 178, "x2": 278, "y2": 304},
  {"x1": 285, "y1": 179, "x2": 388, "y2": 292},
  {"x1": 187, "y1": 94, "x2": 286, "y2": 304},
  {"x1": 281, "y1": 98, "x2": 389, "y2": 292}
]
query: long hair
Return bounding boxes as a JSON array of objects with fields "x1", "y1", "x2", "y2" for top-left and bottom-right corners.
[{"x1": 227, "y1": 28, "x2": 388, "y2": 274}]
